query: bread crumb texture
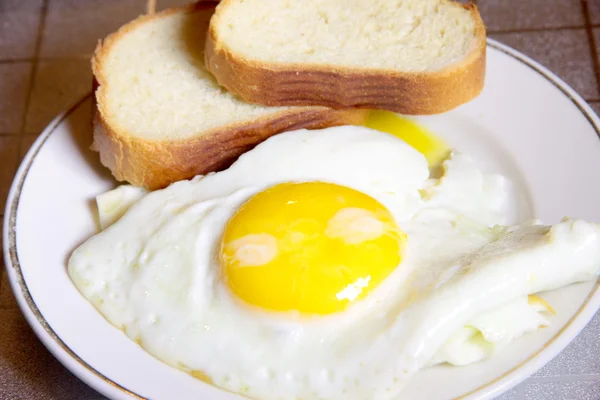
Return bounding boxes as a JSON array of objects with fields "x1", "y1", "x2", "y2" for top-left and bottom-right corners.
[
  {"x1": 100, "y1": 9, "x2": 288, "y2": 140},
  {"x1": 216, "y1": 0, "x2": 477, "y2": 71}
]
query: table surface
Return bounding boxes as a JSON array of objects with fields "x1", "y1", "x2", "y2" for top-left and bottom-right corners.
[{"x1": 1, "y1": 0, "x2": 600, "y2": 399}]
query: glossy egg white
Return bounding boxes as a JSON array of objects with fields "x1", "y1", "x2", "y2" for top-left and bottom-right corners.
[{"x1": 69, "y1": 126, "x2": 600, "y2": 400}]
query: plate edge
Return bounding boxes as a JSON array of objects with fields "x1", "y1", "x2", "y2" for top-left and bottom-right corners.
[{"x1": 2, "y1": 41, "x2": 600, "y2": 400}]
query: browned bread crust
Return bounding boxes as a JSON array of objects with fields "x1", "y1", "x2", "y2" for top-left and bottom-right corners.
[
  {"x1": 91, "y1": 2, "x2": 368, "y2": 190},
  {"x1": 91, "y1": 106, "x2": 367, "y2": 190},
  {"x1": 205, "y1": 1, "x2": 486, "y2": 115}
]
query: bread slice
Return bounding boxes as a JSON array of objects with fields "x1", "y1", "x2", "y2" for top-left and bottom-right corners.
[
  {"x1": 92, "y1": 1, "x2": 367, "y2": 190},
  {"x1": 206, "y1": 0, "x2": 486, "y2": 115}
]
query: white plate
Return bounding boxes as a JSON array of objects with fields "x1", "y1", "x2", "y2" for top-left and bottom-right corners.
[{"x1": 3, "y1": 40, "x2": 600, "y2": 400}]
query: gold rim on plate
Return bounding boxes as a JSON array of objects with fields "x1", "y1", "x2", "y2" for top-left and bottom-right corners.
[{"x1": 4, "y1": 40, "x2": 600, "y2": 400}]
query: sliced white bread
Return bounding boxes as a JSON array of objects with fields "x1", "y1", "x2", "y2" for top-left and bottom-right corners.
[
  {"x1": 206, "y1": 0, "x2": 486, "y2": 115},
  {"x1": 92, "y1": 1, "x2": 367, "y2": 189}
]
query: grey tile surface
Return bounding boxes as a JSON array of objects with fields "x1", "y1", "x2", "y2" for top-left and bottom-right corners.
[
  {"x1": 40, "y1": 0, "x2": 145, "y2": 57},
  {"x1": 155, "y1": 0, "x2": 198, "y2": 10},
  {"x1": 0, "y1": 0, "x2": 43, "y2": 59},
  {"x1": 24, "y1": 60, "x2": 92, "y2": 133},
  {"x1": 589, "y1": 0, "x2": 600, "y2": 25},
  {"x1": 593, "y1": 28, "x2": 600, "y2": 85},
  {"x1": 0, "y1": 269, "x2": 17, "y2": 310},
  {"x1": 490, "y1": 29, "x2": 599, "y2": 100},
  {"x1": 0, "y1": 214, "x2": 17, "y2": 309},
  {"x1": 0, "y1": 63, "x2": 32, "y2": 133},
  {"x1": 478, "y1": 0, "x2": 585, "y2": 31},
  {"x1": 0, "y1": 309, "x2": 104, "y2": 400},
  {"x1": 521, "y1": 380, "x2": 600, "y2": 399},
  {"x1": 0, "y1": 136, "x2": 19, "y2": 216},
  {"x1": 534, "y1": 311, "x2": 600, "y2": 377}
]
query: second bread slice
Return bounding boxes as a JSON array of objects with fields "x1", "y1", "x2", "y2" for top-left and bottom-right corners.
[
  {"x1": 92, "y1": 2, "x2": 367, "y2": 190},
  {"x1": 206, "y1": 0, "x2": 486, "y2": 115}
]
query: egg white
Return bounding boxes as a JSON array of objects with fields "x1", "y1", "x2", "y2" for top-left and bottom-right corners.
[
  {"x1": 69, "y1": 126, "x2": 600, "y2": 400},
  {"x1": 430, "y1": 295, "x2": 552, "y2": 367}
]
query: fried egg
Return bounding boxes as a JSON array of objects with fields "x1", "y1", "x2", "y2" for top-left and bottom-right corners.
[
  {"x1": 96, "y1": 185, "x2": 148, "y2": 230},
  {"x1": 69, "y1": 125, "x2": 600, "y2": 400},
  {"x1": 431, "y1": 294, "x2": 554, "y2": 367}
]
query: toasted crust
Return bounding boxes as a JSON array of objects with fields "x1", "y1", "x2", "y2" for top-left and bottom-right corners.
[
  {"x1": 91, "y1": 2, "x2": 368, "y2": 190},
  {"x1": 92, "y1": 106, "x2": 367, "y2": 190},
  {"x1": 206, "y1": 1, "x2": 486, "y2": 115}
]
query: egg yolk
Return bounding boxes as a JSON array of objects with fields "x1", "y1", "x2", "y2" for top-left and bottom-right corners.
[
  {"x1": 220, "y1": 182, "x2": 405, "y2": 315},
  {"x1": 366, "y1": 110, "x2": 450, "y2": 168}
]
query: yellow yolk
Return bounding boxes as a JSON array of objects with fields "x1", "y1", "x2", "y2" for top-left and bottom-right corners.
[
  {"x1": 366, "y1": 110, "x2": 450, "y2": 168},
  {"x1": 220, "y1": 182, "x2": 406, "y2": 315}
]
